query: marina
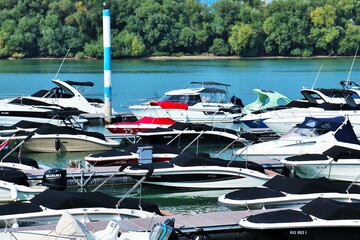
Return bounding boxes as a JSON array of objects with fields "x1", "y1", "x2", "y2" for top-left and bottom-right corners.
[{"x1": 0, "y1": 58, "x2": 359, "y2": 239}]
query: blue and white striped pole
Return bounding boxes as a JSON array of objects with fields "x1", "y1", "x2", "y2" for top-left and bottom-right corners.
[{"x1": 103, "y1": 8, "x2": 112, "y2": 123}]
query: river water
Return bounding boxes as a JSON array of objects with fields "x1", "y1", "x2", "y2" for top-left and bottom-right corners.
[{"x1": 0, "y1": 57, "x2": 359, "y2": 215}]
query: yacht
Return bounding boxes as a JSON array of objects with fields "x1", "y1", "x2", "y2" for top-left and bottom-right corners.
[
  {"x1": 237, "y1": 116, "x2": 359, "y2": 161},
  {"x1": 128, "y1": 81, "x2": 244, "y2": 123}
]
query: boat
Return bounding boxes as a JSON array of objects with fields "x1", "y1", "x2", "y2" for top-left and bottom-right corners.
[
  {"x1": 241, "y1": 89, "x2": 292, "y2": 115},
  {"x1": 84, "y1": 143, "x2": 182, "y2": 166},
  {"x1": 137, "y1": 121, "x2": 247, "y2": 147},
  {"x1": 0, "y1": 189, "x2": 163, "y2": 228},
  {"x1": 1, "y1": 79, "x2": 112, "y2": 115},
  {"x1": 236, "y1": 116, "x2": 359, "y2": 161},
  {"x1": 123, "y1": 152, "x2": 274, "y2": 189},
  {"x1": 0, "y1": 123, "x2": 120, "y2": 152},
  {"x1": 0, "y1": 211, "x2": 122, "y2": 240},
  {"x1": 0, "y1": 169, "x2": 48, "y2": 203},
  {"x1": 128, "y1": 81, "x2": 244, "y2": 123},
  {"x1": 239, "y1": 86, "x2": 360, "y2": 129},
  {"x1": 218, "y1": 175, "x2": 360, "y2": 210},
  {"x1": 239, "y1": 197, "x2": 360, "y2": 240},
  {"x1": 106, "y1": 116, "x2": 176, "y2": 134},
  {"x1": 280, "y1": 145, "x2": 360, "y2": 182}
]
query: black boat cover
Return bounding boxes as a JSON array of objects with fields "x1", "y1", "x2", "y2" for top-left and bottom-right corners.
[
  {"x1": 223, "y1": 187, "x2": 285, "y2": 200},
  {"x1": 0, "y1": 202, "x2": 43, "y2": 215},
  {"x1": 264, "y1": 175, "x2": 360, "y2": 194},
  {"x1": 301, "y1": 197, "x2": 360, "y2": 220},
  {"x1": 146, "y1": 122, "x2": 238, "y2": 136},
  {"x1": 1, "y1": 155, "x2": 39, "y2": 169},
  {"x1": 14, "y1": 123, "x2": 106, "y2": 141},
  {"x1": 0, "y1": 169, "x2": 29, "y2": 186},
  {"x1": 246, "y1": 208, "x2": 313, "y2": 223},
  {"x1": 30, "y1": 189, "x2": 162, "y2": 215}
]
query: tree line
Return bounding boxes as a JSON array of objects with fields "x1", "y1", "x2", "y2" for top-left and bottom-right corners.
[{"x1": 0, "y1": 0, "x2": 358, "y2": 59}]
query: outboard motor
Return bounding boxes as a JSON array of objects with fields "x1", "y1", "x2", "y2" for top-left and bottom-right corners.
[
  {"x1": 230, "y1": 95, "x2": 244, "y2": 108},
  {"x1": 42, "y1": 168, "x2": 67, "y2": 191},
  {"x1": 149, "y1": 218, "x2": 177, "y2": 240}
]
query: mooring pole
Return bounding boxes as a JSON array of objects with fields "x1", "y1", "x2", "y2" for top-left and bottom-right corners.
[{"x1": 103, "y1": 5, "x2": 112, "y2": 124}]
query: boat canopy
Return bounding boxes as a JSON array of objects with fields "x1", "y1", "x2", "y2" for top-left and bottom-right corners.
[
  {"x1": 301, "y1": 197, "x2": 360, "y2": 220},
  {"x1": 63, "y1": 80, "x2": 94, "y2": 87},
  {"x1": 191, "y1": 81, "x2": 231, "y2": 87}
]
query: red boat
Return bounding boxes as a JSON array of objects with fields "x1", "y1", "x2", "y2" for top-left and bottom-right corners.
[
  {"x1": 84, "y1": 143, "x2": 182, "y2": 166},
  {"x1": 106, "y1": 116, "x2": 176, "y2": 134}
]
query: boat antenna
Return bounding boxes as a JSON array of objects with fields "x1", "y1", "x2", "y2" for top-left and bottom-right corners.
[
  {"x1": 54, "y1": 48, "x2": 71, "y2": 80},
  {"x1": 344, "y1": 45, "x2": 359, "y2": 89},
  {"x1": 311, "y1": 64, "x2": 323, "y2": 89}
]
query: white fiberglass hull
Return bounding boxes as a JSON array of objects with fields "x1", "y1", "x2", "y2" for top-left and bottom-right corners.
[
  {"x1": 0, "y1": 181, "x2": 46, "y2": 203},
  {"x1": 4, "y1": 135, "x2": 120, "y2": 152},
  {"x1": 124, "y1": 166, "x2": 272, "y2": 189},
  {"x1": 282, "y1": 159, "x2": 360, "y2": 182}
]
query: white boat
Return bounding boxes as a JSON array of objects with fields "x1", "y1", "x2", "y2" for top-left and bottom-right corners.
[
  {"x1": 0, "y1": 123, "x2": 120, "y2": 152},
  {"x1": 128, "y1": 81, "x2": 244, "y2": 123},
  {"x1": 136, "y1": 121, "x2": 246, "y2": 147},
  {"x1": 239, "y1": 197, "x2": 360, "y2": 240},
  {"x1": 84, "y1": 143, "x2": 181, "y2": 166},
  {"x1": 0, "y1": 189, "x2": 163, "y2": 228},
  {"x1": 218, "y1": 175, "x2": 360, "y2": 210},
  {"x1": 236, "y1": 116, "x2": 359, "y2": 161},
  {"x1": 2, "y1": 79, "x2": 112, "y2": 115},
  {"x1": 239, "y1": 87, "x2": 360, "y2": 129},
  {"x1": 280, "y1": 145, "x2": 360, "y2": 182},
  {"x1": 123, "y1": 152, "x2": 273, "y2": 189}
]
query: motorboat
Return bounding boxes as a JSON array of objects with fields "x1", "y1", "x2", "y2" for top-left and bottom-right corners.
[
  {"x1": 84, "y1": 143, "x2": 182, "y2": 166},
  {"x1": 241, "y1": 89, "x2": 291, "y2": 115},
  {"x1": 128, "y1": 81, "x2": 244, "y2": 123},
  {"x1": 0, "y1": 189, "x2": 163, "y2": 228},
  {"x1": 106, "y1": 116, "x2": 176, "y2": 134},
  {"x1": 1, "y1": 79, "x2": 111, "y2": 115},
  {"x1": 123, "y1": 152, "x2": 273, "y2": 189},
  {"x1": 218, "y1": 175, "x2": 360, "y2": 210},
  {"x1": 280, "y1": 145, "x2": 360, "y2": 182},
  {"x1": 239, "y1": 87, "x2": 360, "y2": 128},
  {"x1": 236, "y1": 116, "x2": 359, "y2": 161},
  {"x1": 239, "y1": 197, "x2": 360, "y2": 240},
  {"x1": 137, "y1": 121, "x2": 247, "y2": 147},
  {"x1": 0, "y1": 211, "x2": 121, "y2": 240},
  {"x1": 0, "y1": 123, "x2": 120, "y2": 152}
]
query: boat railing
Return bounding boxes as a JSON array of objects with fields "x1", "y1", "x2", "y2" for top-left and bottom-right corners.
[{"x1": 181, "y1": 131, "x2": 204, "y2": 154}]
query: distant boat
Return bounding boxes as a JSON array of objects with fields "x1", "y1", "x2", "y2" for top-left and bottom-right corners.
[
  {"x1": 0, "y1": 123, "x2": 120, "y2": 152},
  {"x1": 1, "y1": 79, "x2": 112, "y2": 115},
  {"x1": 128, "y1": 81, "x2": 244, "y2": 123}
]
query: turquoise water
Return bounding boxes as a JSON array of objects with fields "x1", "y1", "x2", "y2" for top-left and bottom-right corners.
[{"x1": 0, "y1": 58, "x2": 359, "y2": 215}]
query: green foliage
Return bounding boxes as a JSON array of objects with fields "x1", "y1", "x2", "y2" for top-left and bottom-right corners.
[{"x1": 0, "y1": 0, "x2": 357, "y2": 58}]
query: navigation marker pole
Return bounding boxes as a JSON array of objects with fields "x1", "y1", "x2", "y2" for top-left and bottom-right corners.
[{"x1": 103, "y1": 6, "x2": 112, "y2": 124}]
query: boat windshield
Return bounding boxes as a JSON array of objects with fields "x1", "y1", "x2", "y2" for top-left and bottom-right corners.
[
  {"x1": 283, "y1": 119, "x2": 331, "y2": 139},
  {"x1": 158, "y1": 94, "x2": 201, "y2": 106}
]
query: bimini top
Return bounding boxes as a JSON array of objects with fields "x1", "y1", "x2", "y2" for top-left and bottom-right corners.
[{"x1": 63, "y1": 80, "x2": 94, "y2": 87}]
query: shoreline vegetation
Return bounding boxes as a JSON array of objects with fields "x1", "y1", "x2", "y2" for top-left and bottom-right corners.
[
  {"x1": 15, "y1": 54, "x2": 358, "y2": 61},
  {"x1": 0, "y1": 1, "x2": 358, "y2": 59}
]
